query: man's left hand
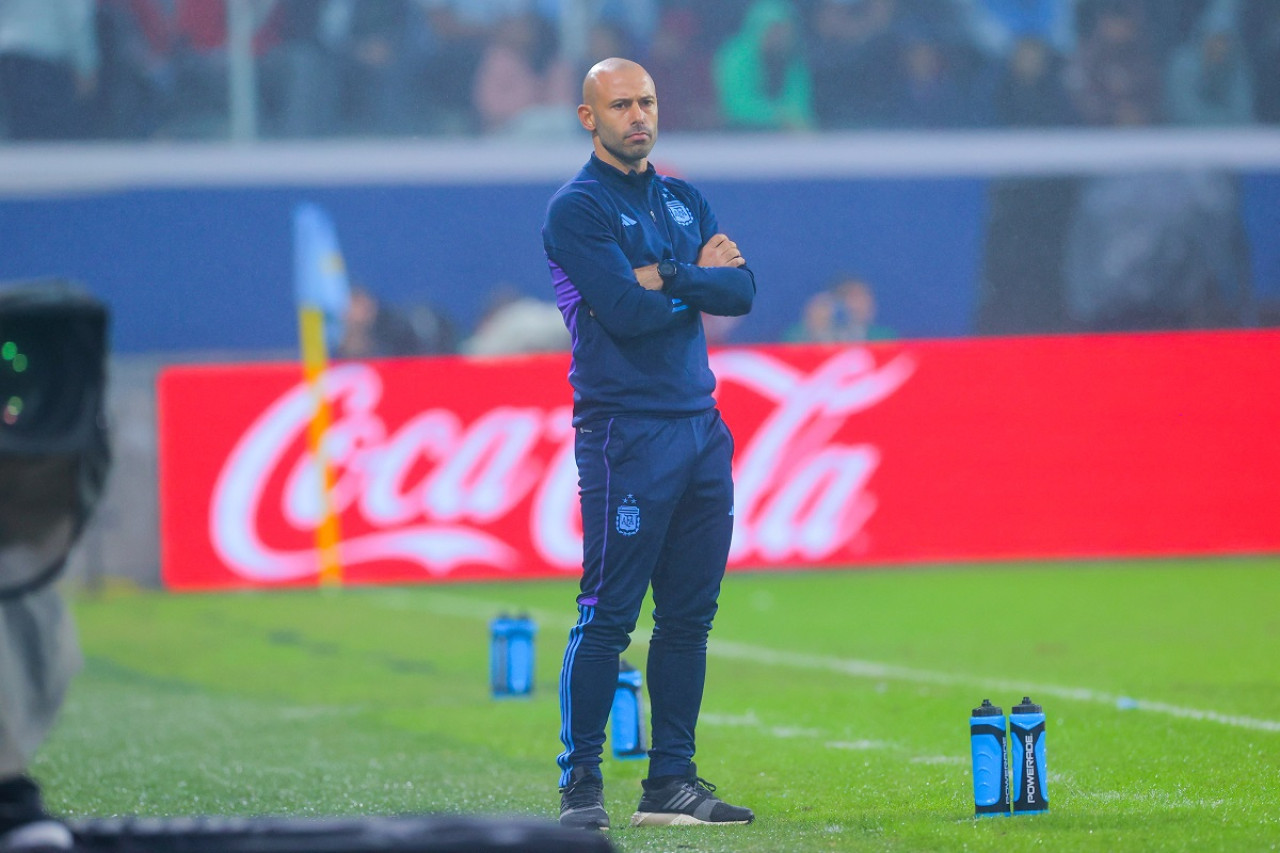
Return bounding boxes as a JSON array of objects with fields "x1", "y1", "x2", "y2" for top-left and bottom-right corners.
[{"x1": 697, "y1": 234, "x2": 746, "y2": 268}]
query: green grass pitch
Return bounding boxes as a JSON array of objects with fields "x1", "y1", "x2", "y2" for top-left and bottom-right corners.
[{"x1": 32, "y1": 558, "x2": 1280, "y2": 852}]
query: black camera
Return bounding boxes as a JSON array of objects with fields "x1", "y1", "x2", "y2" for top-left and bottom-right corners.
[{"x1": 0, "y1": 280, "x2": 110, "y2": 599}]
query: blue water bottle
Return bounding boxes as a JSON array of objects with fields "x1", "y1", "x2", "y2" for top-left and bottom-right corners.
[
  {"x1": 1009, "y1": 696, "x2": 1048, "y2": 814},
  {"x1": 489, "y1": 613, "x2": 513, "y2": 697},
  {"x1": 610, "y1": 659, "x2": 647, "y2": 759},
  {"x1": 508, "y1": 613, "x2": 537, "y2": 696},
  {"x1": 490, "y1": 613, "x2": 536, "y2": 698},
  {"x1": 969, "y1": 699, "x2": 1009, "y2": 817}
]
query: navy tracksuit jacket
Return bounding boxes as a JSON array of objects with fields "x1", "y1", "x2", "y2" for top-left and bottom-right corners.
[{"x1": 543, "y1": 154, "x2": 755, "y2": 784}]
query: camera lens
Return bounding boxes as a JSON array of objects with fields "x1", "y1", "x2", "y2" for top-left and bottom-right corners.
[
  {"x1": 1, "y1": 312, "x2": 82, "y2": 439},
  {"x1": 0, "y1": 293, "x2": 105, "y2": 455}
]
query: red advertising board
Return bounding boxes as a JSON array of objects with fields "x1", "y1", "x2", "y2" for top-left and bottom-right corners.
[{"x1": 158, "y1": 332, "x2": 1280, "y2": 591}]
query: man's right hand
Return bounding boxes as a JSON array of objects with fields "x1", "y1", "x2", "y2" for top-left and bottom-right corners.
[
  {"x1": 697, "y1": 234, "x2": 746, "y2": 268},
  {"x1": 633, "y1": 264, "x2": 665, "y2": 291}
]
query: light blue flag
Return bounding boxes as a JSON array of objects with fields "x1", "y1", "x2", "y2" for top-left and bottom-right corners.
[{"x1": 293, "y1": 202, "x2": 351, "y2": 351}]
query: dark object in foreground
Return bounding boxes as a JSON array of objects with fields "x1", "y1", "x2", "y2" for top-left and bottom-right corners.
[
  {"x1": 71, "y1": 814, "x2": 615, "y2": 853},
  {"x1": 0, "y1": 279, "x2": 110, "y2": 600}
]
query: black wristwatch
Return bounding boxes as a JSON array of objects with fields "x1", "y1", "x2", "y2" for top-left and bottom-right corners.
[{"x1": 657, "y1": 258, "x2": 678, "y2": 283}]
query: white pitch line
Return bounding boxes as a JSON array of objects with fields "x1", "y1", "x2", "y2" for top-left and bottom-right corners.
[
  {"x1": 362, "y1": 590, "x2": 1280, "y2": 734},
  {"x1": 708, "y1": 640, "x2": 1280, "y2": 734}
]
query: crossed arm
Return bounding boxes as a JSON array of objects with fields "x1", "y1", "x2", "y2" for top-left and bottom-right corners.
[{"x1": 633, "y1": 233, "x2": 746, "y2": 291}]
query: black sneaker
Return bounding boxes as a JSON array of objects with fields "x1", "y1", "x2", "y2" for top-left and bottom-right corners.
[
  {"x1": 630, "y1": 765, "x2": 754, "y2": 826},
  {"x1": 558, "y1": 768, "x2": 609, "y2": 830},
  {"x1": 0, "y1": 776, "x2": 73, "y2": 851}
]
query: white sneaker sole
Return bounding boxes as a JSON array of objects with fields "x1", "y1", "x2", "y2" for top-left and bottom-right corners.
[
  {"x1": 0, "y1": 819, "x2": 74, "y2": 851},
  {"x1": 629, "y1": 811, "x2": 752, "y2": 827},
  {"x1": 559, "y1": 807, "x2": 610, "y2": 831}
]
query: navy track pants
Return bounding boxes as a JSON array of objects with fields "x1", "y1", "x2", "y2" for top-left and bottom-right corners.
[{"x1": 557, "y1": 408, "x2": 736, "y2": 785}]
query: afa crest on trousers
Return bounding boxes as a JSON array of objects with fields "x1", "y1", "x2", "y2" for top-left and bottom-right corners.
[{"x1": 616, "y1": 495, "x2": 640, "y2": 536}]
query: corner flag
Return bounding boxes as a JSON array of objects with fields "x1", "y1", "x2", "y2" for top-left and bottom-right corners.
[
  {"x1": 291, "y1": 202, "x2": 347, "y2": 586},
  {"x1": 293, "y1": 202, "x2": 350, "y2": 350}
]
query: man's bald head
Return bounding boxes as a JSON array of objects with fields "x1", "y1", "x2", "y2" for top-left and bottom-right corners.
[{"x1": 582, "y1": 57, "x2": 653, "y2": 106}]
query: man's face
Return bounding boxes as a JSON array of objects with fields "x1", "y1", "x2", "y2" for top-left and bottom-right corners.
[{"x1": 581, "y1": 66, "x2": 658, "y2": 171}]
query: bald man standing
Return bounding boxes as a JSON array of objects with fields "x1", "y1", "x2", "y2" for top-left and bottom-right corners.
[{"x1": 542, "y1": 58, "x2": 756, "y2": 830}]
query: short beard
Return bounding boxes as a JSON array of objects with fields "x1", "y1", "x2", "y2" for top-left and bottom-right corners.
[{"x1": 601, "y1": 135, "x2": 654, "y2": 172}]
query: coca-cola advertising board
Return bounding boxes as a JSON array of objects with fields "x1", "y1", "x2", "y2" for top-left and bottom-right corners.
[{"x1": 159, "y1": 333, "x2": 1280, "y2": 591}]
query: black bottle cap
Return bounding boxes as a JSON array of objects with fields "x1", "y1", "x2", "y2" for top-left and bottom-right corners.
[
  {"x1": 619, "y1": 658, "x2": 637, "y2": 673},
  {"x1": 972, "y1": 698, "x2": 1003, "y2": 716},
  {"x1": 1013, "y1": 696, "x2": 1042, "y2": 714}
]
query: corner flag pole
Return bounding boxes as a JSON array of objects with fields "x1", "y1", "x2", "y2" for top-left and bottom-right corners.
[{"x1": 293, "y1": 203, "x2": 350, "y2": 587}]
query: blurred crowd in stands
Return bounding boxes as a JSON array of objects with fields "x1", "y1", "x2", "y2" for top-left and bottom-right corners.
[
  {"x1": 0, "y1": 0, "x2": 1270, "y2": 346},
  {"x1": 1, "y1": 0, "x2": 1277, "y2": 142}
]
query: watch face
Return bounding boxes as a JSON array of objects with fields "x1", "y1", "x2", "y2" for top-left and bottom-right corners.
[{"x1": 659, "y1": 260, "x2": 677, "y2": 279}]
